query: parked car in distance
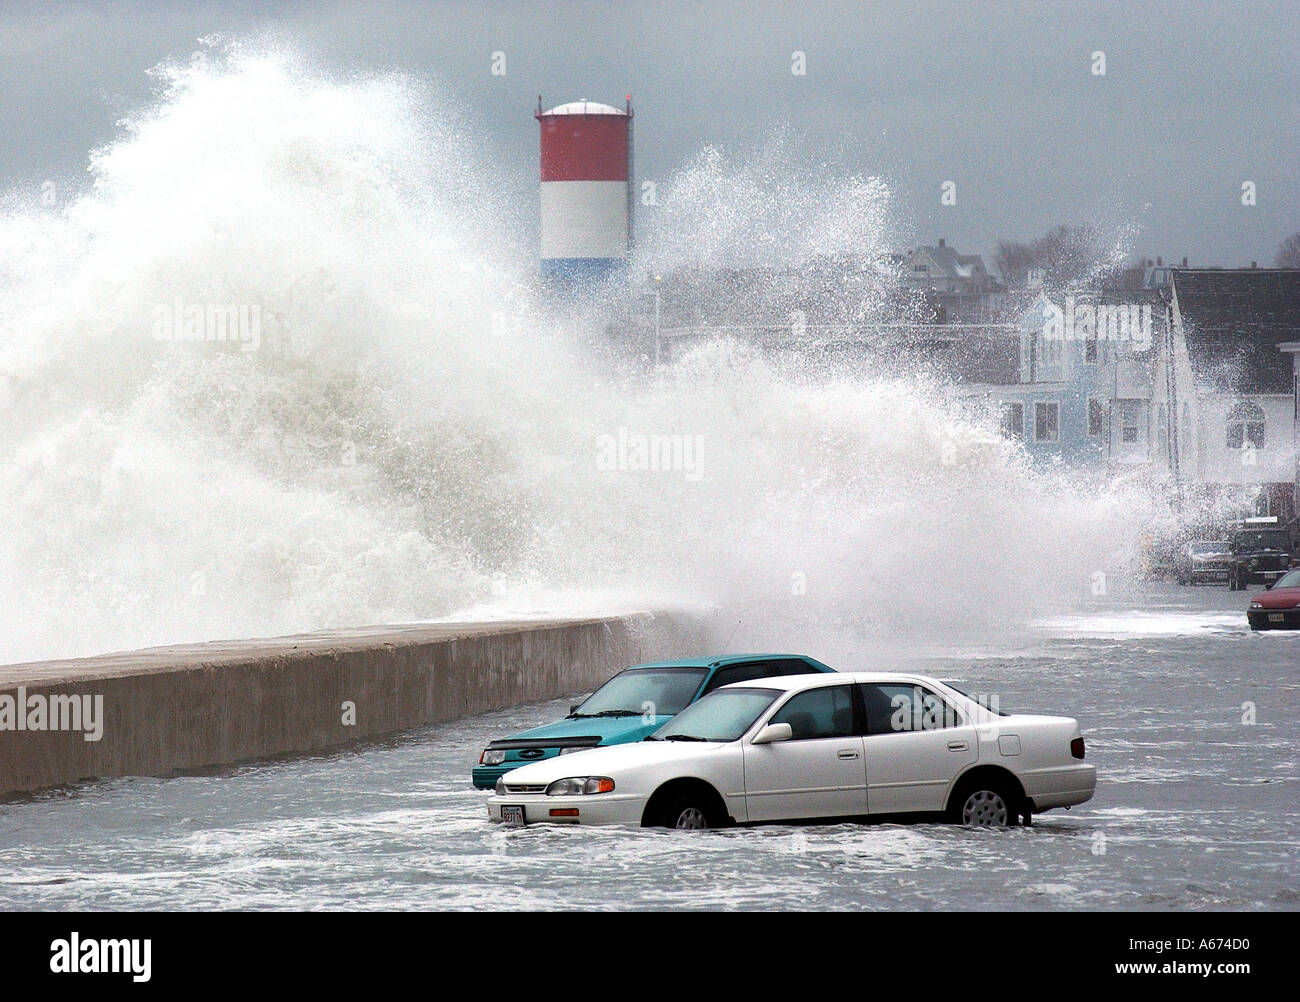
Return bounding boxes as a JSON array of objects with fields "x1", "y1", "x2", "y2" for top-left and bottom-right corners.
[
  {"x1": 1227, "y1": 524, "x2": 1294, "y2": 590},
  {"x1": 1175, "y1": 540, "x2": 1231, "y2": 585},
  {"x1": 486, "y1": 672, "x2": 1096, "y2": 829},
  {"x1": 1247, "y1": 568, "x2": 1300, "y2": 630},
  {"x1": 470, "y1": 654, "x2": 836, "y2": 789}
]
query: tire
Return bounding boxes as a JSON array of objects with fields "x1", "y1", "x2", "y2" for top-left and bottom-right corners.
[
  {"x1": 951, "y1": 778, "x2": 1019, "y2": 827},
  {"x1": 659, "y1": 793, "x2": 716, "y2": 830}
]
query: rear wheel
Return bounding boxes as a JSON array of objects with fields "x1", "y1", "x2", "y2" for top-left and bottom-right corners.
[{"x1": 951, "y1": 777, "x2": 1020, "y2": 827}]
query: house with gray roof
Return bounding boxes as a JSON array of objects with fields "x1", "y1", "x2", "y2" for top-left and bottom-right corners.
[{"x1": 1156, "y1": 268, "x2": 1300, "y2": 521}]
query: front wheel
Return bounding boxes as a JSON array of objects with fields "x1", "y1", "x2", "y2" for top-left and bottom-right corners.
[{"x1": 660, "y1": 794, "x2": 714, "y2": 830}]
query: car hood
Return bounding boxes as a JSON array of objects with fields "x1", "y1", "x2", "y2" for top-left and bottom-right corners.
[
  {"x1": 495, "y1": 714, "x2": 671, "y2": 746},
  {"x1": 1250, "y1": 586, "x2": 1300, "y2": 609},
  {"x1": 498, "y1": 739, "x2": 727, "y2": 784}
]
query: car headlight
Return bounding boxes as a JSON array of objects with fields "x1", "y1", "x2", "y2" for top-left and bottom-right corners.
[
  {"x1": 494, "y1": 778, "x2": 506, "y2": 796},
  {"x1": 1250, "y1": 602, "x2": 1263, "y2": 609},
  {"x1": 558, "y1": 745, "x2": 589, "y2": 755},
  {"x1": 480, "y1": 749, "x2": 506, "y2": 766},
  {"x1": 544, "y1": 777, "x2": 615, "y2": 796}
]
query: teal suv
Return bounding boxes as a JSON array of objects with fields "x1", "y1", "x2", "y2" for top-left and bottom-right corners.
[{"x1": 471, "y1": 653, "x2": 836, "y2": 789}]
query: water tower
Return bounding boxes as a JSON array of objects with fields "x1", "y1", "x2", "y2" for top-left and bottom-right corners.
[{"x1": 536, "y1": 96, "x2": 633, "y2": 288}]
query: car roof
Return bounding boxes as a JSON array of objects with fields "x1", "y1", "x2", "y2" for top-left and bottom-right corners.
[
  {"x1": 623, "y1": 654, "x2": 829, "y2": 671},
  {"x1": 720, "y1": 671, "x2": 949, "y2": 692}
]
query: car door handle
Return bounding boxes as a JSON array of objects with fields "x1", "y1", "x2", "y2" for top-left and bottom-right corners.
[
  {"x1": 947, "y1": 741, "x2": 969, "y2": 752},
  {"x1": 837, "y1": 749, "x2": 860, "y2": 760}
]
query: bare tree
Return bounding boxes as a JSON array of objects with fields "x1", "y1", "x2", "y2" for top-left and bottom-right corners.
[
  {"x1": 995, "y1": 224, "x2": 1102, "y2": 289},
  {"x1": 1275, "y1": 231, "x2": 1300, "y2": 268}
]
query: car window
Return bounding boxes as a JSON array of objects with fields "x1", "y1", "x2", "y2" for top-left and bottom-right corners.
[
  {"x1": 768, "y1": 685, "x2": 855, "y2": 740},
  {"x1": 701, "y1": 659, "x2": 807, "y2": 695},
  {"x1": 861, "y1": 683, "x2": 963, "y2": 735},
  {"x1": 572, "y1": 668, "x2": 708, "y2": 718}
]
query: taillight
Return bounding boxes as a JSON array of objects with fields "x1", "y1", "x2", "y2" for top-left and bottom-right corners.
[{"x1": 1071, "y1": 737, "x2": 1086, "y2": 760}]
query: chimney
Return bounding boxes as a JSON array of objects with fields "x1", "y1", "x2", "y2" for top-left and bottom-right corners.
[
  {"x1": 1251, "y1": 261, "x2": 1258, "y2": 269},
  {"x1": 1146, "y1": 258, "x2": 1153, "y2": 267},
  {"x1": 1181, "y1": 256, "x2": 1188, "y2": 267},
  {"x1": 1157, "y1": 256, "x2": 1162, "y2": 266},
  {"x1": 938, "y1": 238, "x2": 945, "y2": 248}
]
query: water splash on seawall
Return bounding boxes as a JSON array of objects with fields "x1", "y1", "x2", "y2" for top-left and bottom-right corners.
[{"x1": 0, "y1": 44, "x2": 1156, "y2": 664}]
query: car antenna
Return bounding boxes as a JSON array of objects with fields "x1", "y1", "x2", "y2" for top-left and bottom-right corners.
[{"x1": 723, "y1": 619, "x2": 742, "y2": 650}]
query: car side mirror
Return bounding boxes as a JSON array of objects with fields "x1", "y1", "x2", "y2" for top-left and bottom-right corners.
[{"x1": 752, "y1": 722, "x2": 793, "y2": 745}]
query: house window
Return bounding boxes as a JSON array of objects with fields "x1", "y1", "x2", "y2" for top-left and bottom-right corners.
[
  {"x1": 1000, "y1": 402, "x2": 1024, "y2": 439},
  {"x1": 1087, "y1": 398, "x2": 1104, "y2": 437},
  {"x1": 1039, "y1": 332, "x2": 1063, "y2": 369},
  {"x1": 1120, "y1": 399, "x2": 1141, "y2": 444},
  {"x1": 1034, "y1": 402, "x2": 1059, "y2": 443},
  {"x1": 1225, "y1": 401, "x2": 1265, "y2": 450}
]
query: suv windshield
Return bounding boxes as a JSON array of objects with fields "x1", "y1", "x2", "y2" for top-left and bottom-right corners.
[
  {"x1": 571, "y1": 668, "x2": 708, "y2": 718},
  {"x1": 1191, "y1": 541, "x2": 1227, "y2": 554},
  {"x1": 1236, "y1": 530, "x2": 1289, "y2": 550},
  {"x1": 650, "y1": 687, "x2": 781, "y2": 742}
]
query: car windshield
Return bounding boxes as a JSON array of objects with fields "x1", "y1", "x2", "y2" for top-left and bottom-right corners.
[
  {"x1": 649, "y1": 687, "x2": 780, "y2": 742},
  {"x1": 1237, "y1": 531, "x2": 1289, "y2": 550},
  {"x1": 1191, "y1": 542, "x2": 1227, "y2": 554},
  {"x1": 1273, "y1": 569, "x2": 1300, "y2": 589},
  {"x1": 570, "y1": 667, "x2": 708, "y2": 718}
]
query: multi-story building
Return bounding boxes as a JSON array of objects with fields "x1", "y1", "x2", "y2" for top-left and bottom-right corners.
[
  {"x1": 1155, "y1": 268, "x2": 1300, "y2": 521},
  {"x1": 965, "y1": 288, "x2": 1166, "y2": 470}
]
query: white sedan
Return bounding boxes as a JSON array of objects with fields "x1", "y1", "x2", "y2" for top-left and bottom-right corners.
[{"x1": 486, "y1": 672, "x2": 1096, "y2": 829}]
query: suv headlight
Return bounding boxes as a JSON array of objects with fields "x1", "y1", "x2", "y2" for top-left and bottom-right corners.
[
  {"x1": 545, "y1": 777, "x2": 615, "y2": 796},
  {"x1": 480, "y1": 749, "x2": 506, "y2": 766}
]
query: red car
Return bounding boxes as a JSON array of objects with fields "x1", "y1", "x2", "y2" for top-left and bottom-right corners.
[{"x1": 1247, "y1": 568, "x2": 1300, "y2": 630}]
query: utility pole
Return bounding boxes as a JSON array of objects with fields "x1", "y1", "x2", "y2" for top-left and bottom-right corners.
[{"x1": 653, "y1": 274, "x2": 662, "y2": 370}]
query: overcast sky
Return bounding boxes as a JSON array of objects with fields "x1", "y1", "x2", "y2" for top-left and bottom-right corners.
[{"x1": 2, "y1": 0, "x2": 1297, "y2": 268}]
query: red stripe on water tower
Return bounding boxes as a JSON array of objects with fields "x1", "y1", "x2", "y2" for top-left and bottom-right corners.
[{"x1": 538, "y1": 115, "x2": 629, "y2": 182}]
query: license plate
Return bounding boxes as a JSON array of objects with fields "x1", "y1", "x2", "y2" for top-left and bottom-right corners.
[
  {"x1": 500, "y1": 805, "x2": 525, "y2": 825},
  {"x1": 1269, "y1": 613, "x2": 1284, "y2": 623}
]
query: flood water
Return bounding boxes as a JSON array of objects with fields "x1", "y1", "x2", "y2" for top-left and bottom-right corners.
[{"x1": 1, "y1": 583, "x2": 1296, "y2": 911}]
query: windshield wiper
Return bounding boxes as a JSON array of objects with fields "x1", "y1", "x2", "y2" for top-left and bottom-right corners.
[
  {"x1": 662, "y1": 734, "x2": 708, "y2": 742},
  {"x1": 567, "y1": 709, "x2": 642, "y2": 719}
]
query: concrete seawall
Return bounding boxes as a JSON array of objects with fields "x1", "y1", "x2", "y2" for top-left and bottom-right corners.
[{"x1": 0, "y1": 612, "x2": 701, "y2": 797}]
